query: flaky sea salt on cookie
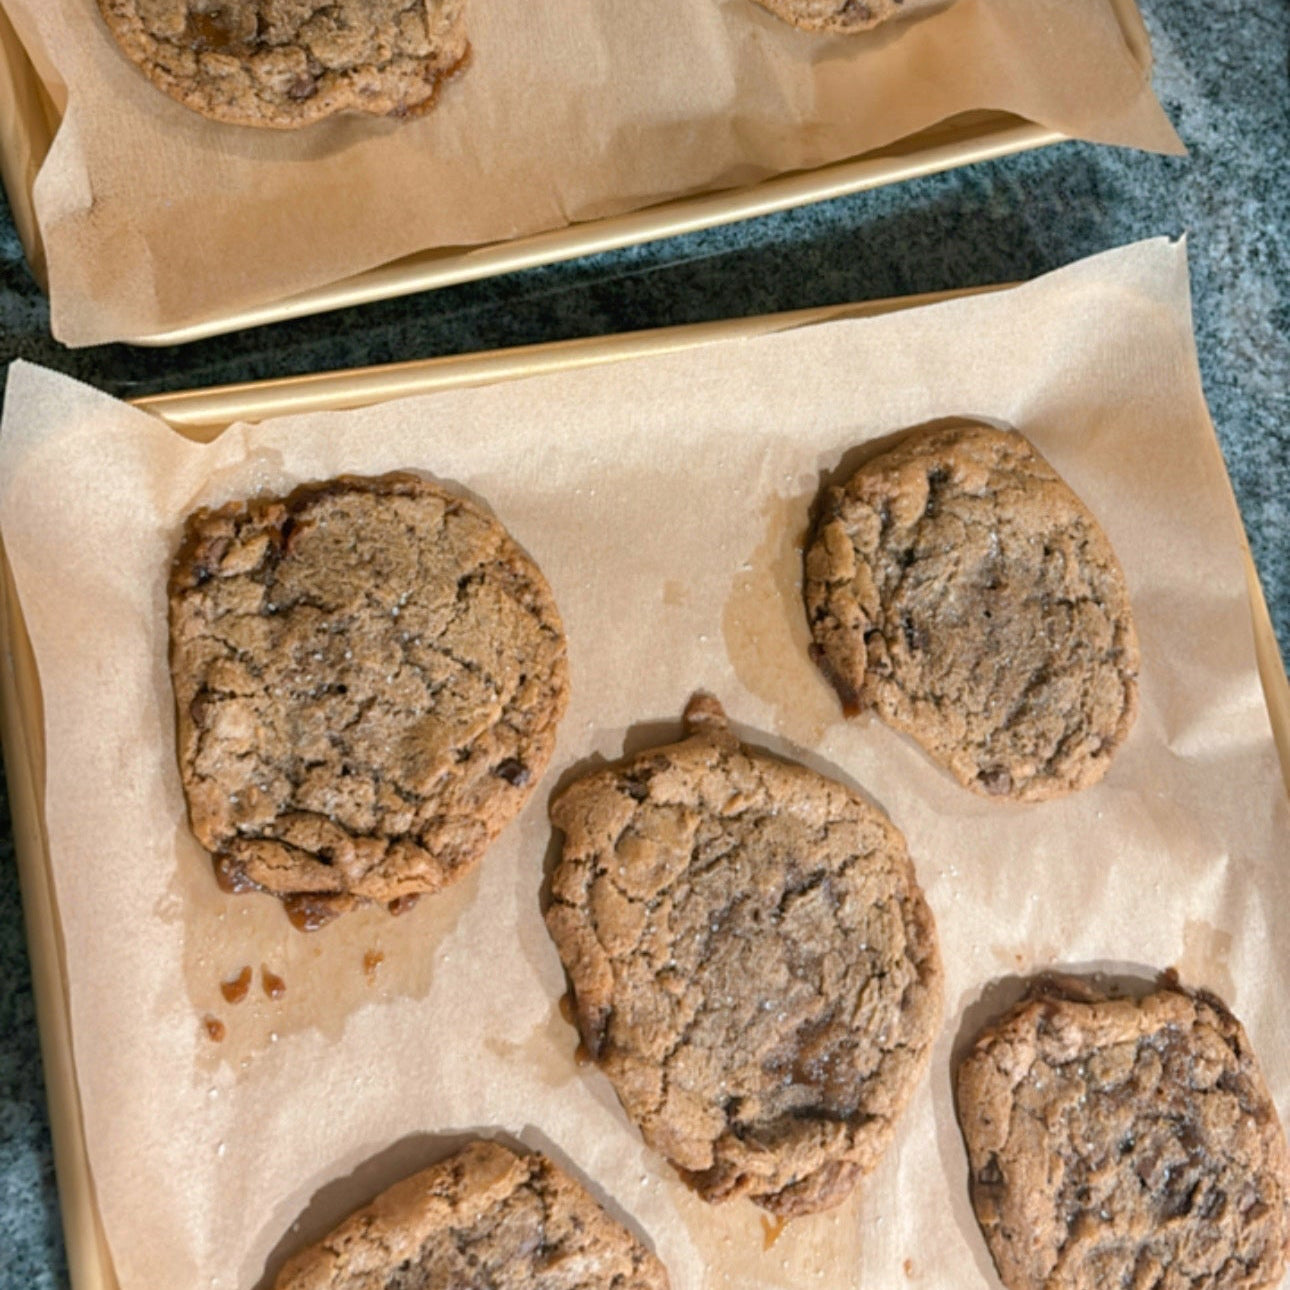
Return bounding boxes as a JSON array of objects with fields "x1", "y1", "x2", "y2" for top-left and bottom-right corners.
[
  {"x1": 957, "y1": 975, "x2": 1290, "y2": 1290},
  {"x1": 168, "y1": 473, "x2": 567, "y2": 930},
  {"x1": 804, "y1": 423, "x2": 1139, "y2": 802},
  {"x1": 96, "y1": 0, "x2": 469, "y2": 129},
  {"x1": 273, "y1": 1140, "x2": 670, "y2": 1289},
  {"x1": 546, "y1": 695, "x2": 942, "y2": 1217}
]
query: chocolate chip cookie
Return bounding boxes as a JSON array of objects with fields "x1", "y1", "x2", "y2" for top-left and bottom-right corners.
[
  {"x1": 96, "y1": 0, "x2": 468, "y2": 128},
  {"x1": 804, "y1": 423, "x2": 1139, "y2": 802},
  {"x1": 273, "y1": 1140, "x2": 670, "y2": 1289},
  {"x1": 169, "y1": 474, "x2": 568, "y2": 930},
  {"x1": 750, "y1": 0, "x2": 942, "y2": 34},
  {"x1": 957, "y1": 975, "x2": 1290, "y2": 1290},
  {"x1": 545, "y1": 695, "x2": 943, "y2": 1217}
]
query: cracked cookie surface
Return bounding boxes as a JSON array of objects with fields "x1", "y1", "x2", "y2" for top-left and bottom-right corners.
[
  {"x1": 957, "y1": 976, "x2": 1290, "y2": 1290},
  {"x1": 749, "y1": 0, "x2": 943, "y2": 34},
  {"x1": 96, "y1": 0, "x2": 468, "y2": 128},
  {"x1": 169, "y1": 473, "x2": 567, "y2": 929},
  {"x1": 545, "y1": 695, "x2": 942, "y2": 1216},
  {"x1": 804, "y1": 423, "x2": 1139, "y2": 802},
  {"x1": 273, "y1": 1140, "x2": 670, "y2": 1289}
]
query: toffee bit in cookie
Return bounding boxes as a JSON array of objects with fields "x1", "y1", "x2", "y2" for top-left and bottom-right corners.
[
  {"x1": 386, "y1": 895, "x2": 420, "y2": 918},
  {"x1": 804, "y1": 423, "x2": 1139, "y2": 801},
  {"x1": 900, "y1": 613, "x2": 927, "y2": 653},
  {"x1": 203, "y1": 1014, "x2": 226, "y2": 1043},
  {"x1": 977, "y1": 767, "x2": 1013, "y2": 797},
  {"x1": 185, "y1": 9, "x2": 239, "y2": 53},
  {"x1": 623, "y1": 774, "x2": 652, "y2": 803},
  {"x1": 219, "y1": 965, "x2": 252, "y2": 1004},
  {"x1": 956, "y1": 975, "x2": 1290, "y2": 1290},
  {"x1": 261, "y1": 967, "x2": 286, "y2": 1000},
  {"x1": 493, "y1": 757, "x2": 531, "y2": 787},
  {"x1": 546, "y1": 695, "x2": 942, "y2": 1217},
  {"x1": 169, "y1": 475, "x2": 568, "y2": 931},
  {"x1": 213, "y1": 854, "x2": 258, "y2": 895},
  {"x1": 808, "y1": 642, "x2": 862, "y2": 716},
  {"x1": 271, "y1": 1141, "x2": 670, "y2": 1290},
  {"x1": 362, "y1": 950, "x2": 384, "y2": 982}
]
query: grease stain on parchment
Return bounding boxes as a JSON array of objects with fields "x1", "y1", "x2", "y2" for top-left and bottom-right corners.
[
  {"x1": 1175, "y1": 919, "x2": 1236, "y2": 1002},
  {"x1": 662, "y1": 579, "x2": 689, "y2": 608},
  {"x1": 989, "y1": 942, "x2": 1062, "y2": 975},
  {"x1": 165, "y1": 823, "x2": 480, "y2": 1075},
  {"x1": 483, "y1": 1000, "x2": 581, "y2": 1089},
  {"x1": 721, "y1": 490, "x2": 836, "y2": 747},
  {"x1": 673, "y1": 1181, "x2": 864, "y2": 1290}
]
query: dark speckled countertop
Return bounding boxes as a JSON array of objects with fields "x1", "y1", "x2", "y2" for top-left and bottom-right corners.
[{"x1": 0, "y1": 1, "x2": 1286, "y2": 1285}]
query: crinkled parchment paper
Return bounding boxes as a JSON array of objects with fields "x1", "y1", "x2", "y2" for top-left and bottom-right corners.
[
  {"x1": 0, "y1": 0, "x2": 1181, "y2": 345},
  {"x1": 0, "y1": 239, "x2": 1284, "y2": 1290}
]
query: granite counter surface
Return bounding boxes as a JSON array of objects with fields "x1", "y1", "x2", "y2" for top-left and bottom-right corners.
[{"x1": 0, "y1": 0, "x2": 1286, "y2": 1285}]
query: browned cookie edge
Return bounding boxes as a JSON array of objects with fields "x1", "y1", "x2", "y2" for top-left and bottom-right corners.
[
  {"x1": 803, "y1": 423, "x2": 1139, "y2": 802},
  {"x1": 546, "y1": 695, "x2": 943, "y2": 1216},
  {"x1": 273, "y1": 1140, "x2": 670, "y2": 1290},
  {"x1": 169, "y1": 472, "x2": 568, "y2": 928},
  {"x1": 956, "y1": 975, "x2": 1290, "y2": 1290}
]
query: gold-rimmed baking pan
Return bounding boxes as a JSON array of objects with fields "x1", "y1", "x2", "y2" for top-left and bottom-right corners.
[
  {"x1": 3, "y1": 278, "x2": 1285, "y2": 1290},
  {"x1": 0, "y1": 0, "x2": 1157, "y2": 348}
]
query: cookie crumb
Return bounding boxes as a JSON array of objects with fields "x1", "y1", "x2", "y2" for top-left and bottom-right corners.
[
  {"x1": 219, "y1": 966, "x2": 251, "y2": 1004},
  {"x1": 761, "y1": 1215, "x2": 788, "y2": 1249},
  {"x1": 261, "y1": 967, "x2": 286, "y2": 1000}
]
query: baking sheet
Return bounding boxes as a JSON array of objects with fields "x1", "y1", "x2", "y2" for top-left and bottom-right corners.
[
  {"x1": 0, "y1": 9, "x2": 1058, "y2": 350},
  {"x1": 0, "y1": 0, "x2": 1180, "y2": 347},
  {"x1": 1, "y1": 239, "x2": 1286, "y2": 1290}
]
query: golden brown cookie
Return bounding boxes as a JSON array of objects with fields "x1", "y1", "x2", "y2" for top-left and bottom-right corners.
[
  {"x1": 750, "y1": 0, "x2": 942, "y2": 34},
  {"x1": 957, "y1": 975, "x2": 1290, "y2": 1290},
  {"x1": 804, "y1": 423, "x2": 1139, "y2": 802},
  {"x1": 273, "y1": 1140, "x2": 670, "y2": 1289},
  {"x1": 169, "y1": 474, "x2": 568, "y2": 930},
  {"x1": 546, "y1": 695, "x2": 943, "y2": 1216},
  {"x1": 96, "y1": 0, "x2": 468, "y2": 128}
]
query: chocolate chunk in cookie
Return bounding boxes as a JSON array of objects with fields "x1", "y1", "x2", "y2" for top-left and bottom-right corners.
[
  {"x1": 546, "y1": 695, "x2": 943, "y2": 1216},
  {"x1": 749, "y1": 0, "x2": 944, "y2": 34},
  {"x1": 273, "y1": 1140, "x2": 670, "y2": 1289},
  {"x1": 169, "y1": 473, "x2": 568, "y2": 929},
  {"x1": 957, "y1": 975, "x2": 1290, "y2": 1290},
  {"x1": 96, "y1": 0, "x2": 469, "y2": 128},
  {"x1": 804, "y1": 423, "x2": 1139, "y2": 802}
]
